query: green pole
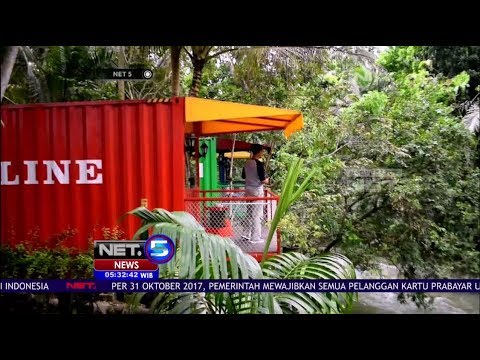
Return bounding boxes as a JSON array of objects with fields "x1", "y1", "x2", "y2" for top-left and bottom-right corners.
[{"x1": 200, "y1": 137, "x2": 218, "y2": 192}]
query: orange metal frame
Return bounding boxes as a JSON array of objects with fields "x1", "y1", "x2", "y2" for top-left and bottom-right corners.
[{"x1": 185, "y1": 188, "x2": 281, "y2": 262}]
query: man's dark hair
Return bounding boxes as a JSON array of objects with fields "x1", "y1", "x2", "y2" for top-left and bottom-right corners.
[{"x1": 251, "y1": 144, "x2": 264, "y2": 155}]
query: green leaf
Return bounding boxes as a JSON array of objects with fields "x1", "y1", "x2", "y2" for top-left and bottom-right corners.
[{"x1": 262, "y1": 252, "x2": 357, "y2": 314}]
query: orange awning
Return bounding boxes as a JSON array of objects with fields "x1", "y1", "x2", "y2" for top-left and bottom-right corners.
[{"x1": 184, "y1": 97, "x2": 303, "y2": 138}]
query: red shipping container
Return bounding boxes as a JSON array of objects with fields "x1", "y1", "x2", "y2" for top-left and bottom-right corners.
[
  {"x1": 1, "y1": 96, "x2": 303, "y2": 255},
  {"x1": 1, "y1": 99, "x2": 186, "y2": 251}
]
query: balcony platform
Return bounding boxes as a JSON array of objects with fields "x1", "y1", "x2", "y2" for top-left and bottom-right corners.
[{"x1": 185, "y1": 188, "x2": 280, "y2": 261}]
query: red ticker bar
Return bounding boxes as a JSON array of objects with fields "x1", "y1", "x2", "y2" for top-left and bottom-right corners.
[{"x1": 94, "y1": 259, "x2": 158, "y2": 271}]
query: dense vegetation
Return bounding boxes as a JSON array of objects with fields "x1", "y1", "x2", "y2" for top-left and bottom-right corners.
[
  {"x1": 1, "y1": 46, "x2": 479, "y2": 311},
  {"x1": 192, "y1": 46, "x2": 479, "y2": 281}
]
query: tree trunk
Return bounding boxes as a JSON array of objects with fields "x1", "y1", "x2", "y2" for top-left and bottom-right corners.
[
  {"x1": 188, "y1": 58, "x2": 206, "y2": 97},
  {"x1": 170, "y1": 46, "x2": 182, "y2": 96},
  {"x1": 1, "y1": 46, "x2": 19, "y2": 101},
  {"x1": 117, "y1": 46, "x2": 125, "y2": 100}
]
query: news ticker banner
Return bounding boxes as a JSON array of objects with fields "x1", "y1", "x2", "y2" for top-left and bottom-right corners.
[{"x1": 1, "y1": 279, "x2": 479, "y2": 293}]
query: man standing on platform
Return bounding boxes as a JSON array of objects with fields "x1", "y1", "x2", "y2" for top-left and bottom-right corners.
[{"x1": 241, "y1": 144, "x2": 269, "y2": 243}]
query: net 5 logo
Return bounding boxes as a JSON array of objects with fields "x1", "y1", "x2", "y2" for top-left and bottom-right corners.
[{"x1": 144, "y1": 234, "x2": 175, "y2": 264}]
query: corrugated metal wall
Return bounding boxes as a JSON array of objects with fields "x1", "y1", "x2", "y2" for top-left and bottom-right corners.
[{"x1": 1, "y1": 99, "x2": 185, "y2": 251}]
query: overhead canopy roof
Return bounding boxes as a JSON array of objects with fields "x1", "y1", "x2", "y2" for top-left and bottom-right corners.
[{"x1": 184, "y1": 97, "x2": 303, "y2": 138}]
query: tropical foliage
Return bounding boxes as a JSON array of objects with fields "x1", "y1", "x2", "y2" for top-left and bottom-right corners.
[
  {"x1": 0, "y1": 245, "x2": 93, "y2": 279},
  {"x1": 262, "y1": 157, "x2": 315, "y2": 262},
  {"x1": 2, "y1": 46, "x2": 478, "y2": 311},
  {"x1": 126, "y1": 162, "x2": 357, "y2": 314},
  {"x1": 262, "y1": 252, "x2": 356, "y2": 314},
  {"x1": 191, "y1": 46, "x2": 479, "y2": 307},
  {"x1": 127, "y1": 209, "x2": 358, "y2": 314}
]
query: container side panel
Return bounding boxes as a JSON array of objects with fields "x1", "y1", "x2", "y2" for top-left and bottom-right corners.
[{"x1": 1, "y1": 101, "x2": 185, "y2": 251}]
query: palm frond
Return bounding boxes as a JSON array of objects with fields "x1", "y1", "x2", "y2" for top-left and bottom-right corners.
[
  {"x1": 126, "y1": 207, "x2": 357, "y2": 314},
  {"x1": 165, "y1": 292, "x2": 210, "y2": 314},
  {"x1": 126, "y1": 207, "x2": 274, "y2": 314},
  {"x1": 263, "y1": 252, "x2": 357, "y2": 314},
  {"x1": 128, "y1": 207, "x2": 262, "y2": 280},
  {"x1": 20, "y1": 47, "x2": 44, "y2": 102},
  {"x1": 262, "y1": 158, "x2": 316, "y2": 262},
  {"x1": 47, "y1": 46, "x2": 67, "y2": 77},
  {"x1": 124, "y1": 292, "x2": 147, "y2": 313}
]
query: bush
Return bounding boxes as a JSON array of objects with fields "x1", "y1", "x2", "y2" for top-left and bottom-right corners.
[
  {"x1": 0, "y1": 245, "x2": 96, "y2": 314},
  {"x1": 0, "y1": 245, "x2": 93, "y2": 279}
]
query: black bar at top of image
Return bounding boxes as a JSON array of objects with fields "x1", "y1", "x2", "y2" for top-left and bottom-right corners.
[
  {"x1": 94, "y1": 240, "x2": 146, "y2": 259},
  {"x1": 96, "y1": 68, "x2": 153, "y2": 80}
]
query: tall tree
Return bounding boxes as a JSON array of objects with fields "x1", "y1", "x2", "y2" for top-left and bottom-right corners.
[
  {"x1": 170, "y1": 46, "x2": 182, "y2": 96},
  {"x1": 420, "y1": 47, "x2": 480, "y2": 135},
  {"x1": 196, "y1": 46, "x2": 479, "y2": 295},
  {"x1": 1, "y1": 46, "x2": 19, "y2": 101},
  {"x1": 117, "y1": 46, "x2": 126, "y2": 100},
  {"x1": 183, "y1": 46, "x2": 239, "y2": 97},
  {"x1": 383, "y1": 46, "x2": 480, "y2": 134},
  {"x1": 121, "y1": 46, "x2": 170, "y2": 100},
  {"x1": 183, "y1": 46, "x2": 377, "y2": 99},
  {"x1": 4, "y1": 46, "x2": 118, "y2": 104},
  {"x1": 421, "y1": 46, "x2": 480, "y2": 100}
]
